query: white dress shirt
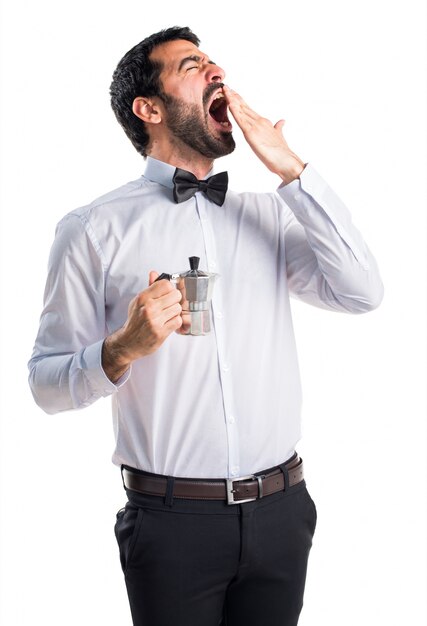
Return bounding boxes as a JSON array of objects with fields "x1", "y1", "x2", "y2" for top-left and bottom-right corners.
[{"x1": 28, "y1": 157, "x2": 383, "y2": 478}]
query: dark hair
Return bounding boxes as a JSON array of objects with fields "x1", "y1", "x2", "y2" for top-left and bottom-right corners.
[{"x1": 110, "y1": 26, "x2": 200, "y2": 157}]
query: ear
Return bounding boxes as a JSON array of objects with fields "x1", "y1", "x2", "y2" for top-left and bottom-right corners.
[{"x1": 132, "y1": 97, "x2": 162, "y2": 124}]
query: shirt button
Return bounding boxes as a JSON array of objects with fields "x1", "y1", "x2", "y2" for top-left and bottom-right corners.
[
  {"x1": 231, "y1": 466, "x2": 240, "y2": 477},
  {"x1": 228, "y1": 414, "x2": 235, "y2": 424},
  {"x1": 216, "y1": 311, "x2": 224, "y2": 319},
  {"x1": 209, "y1": 260, "x2": 217, "y2": 270},
  {"x1": 222, "y1": 363, "x2": 230, "y2": 372}
]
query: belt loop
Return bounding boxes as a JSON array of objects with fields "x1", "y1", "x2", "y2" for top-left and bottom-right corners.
[
  {"x1": 278, "y1": 462, "x2": 290, "y2": 491},
  {"x1": 165, "y1": 476, "x2": 175, "y2": 507},
  {"x1": 120, "y1": 464, "x2": 126, "y2": 491}
]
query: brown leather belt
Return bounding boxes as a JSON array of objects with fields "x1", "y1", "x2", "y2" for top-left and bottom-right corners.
[{"x1": 122, "y1": 456, "x2": 303, "y2": 505}]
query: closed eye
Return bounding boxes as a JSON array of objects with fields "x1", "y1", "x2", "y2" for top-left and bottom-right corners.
[
  {"x1": 178, "y1": 55, "x2": 215, "y2": 73},
  {"x1": 179, "y1": 55, "x2": 202, "y2": 72}
]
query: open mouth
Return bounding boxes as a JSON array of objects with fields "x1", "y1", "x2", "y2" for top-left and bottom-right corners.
[{"x1": 208, "y1": 92, "x2": 232, "y2": 130}]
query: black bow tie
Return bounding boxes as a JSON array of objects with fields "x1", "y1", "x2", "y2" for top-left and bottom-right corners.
[{"x1": 172, "y1": 168, "x2": 228, "y2": 206}]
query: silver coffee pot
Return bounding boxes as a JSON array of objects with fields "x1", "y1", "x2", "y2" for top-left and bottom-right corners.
[{"x1": 157, "y1": 256, "x2": 219, "y2": 335}]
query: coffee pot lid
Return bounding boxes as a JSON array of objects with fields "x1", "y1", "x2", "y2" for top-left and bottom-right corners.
[{"x1": 181, "y1": 256, "x2": 208, "y2": 278}]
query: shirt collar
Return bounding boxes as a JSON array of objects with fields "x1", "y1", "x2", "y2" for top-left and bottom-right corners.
[{"x1": 143, "y1": 156, "x2": 214, "y2": 190}]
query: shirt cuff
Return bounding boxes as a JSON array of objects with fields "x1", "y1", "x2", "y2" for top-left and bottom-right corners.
[
  {"x1": 82, "y1": 339, "x2": 131, "y2": 396},
  {"x1": 276, "y1": 163, "x2": 369, "y2": 269}
]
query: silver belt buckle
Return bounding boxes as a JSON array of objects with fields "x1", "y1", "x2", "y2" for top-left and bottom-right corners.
[{"x1": 226, "y1": 474, "x2": 264, "y2": 505}]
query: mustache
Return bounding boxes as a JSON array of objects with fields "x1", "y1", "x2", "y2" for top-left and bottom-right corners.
[{"x1": 203, "y1": 82, "x2": 225, "y2": 108}]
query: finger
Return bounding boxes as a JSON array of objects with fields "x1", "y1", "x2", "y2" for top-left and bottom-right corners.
[
  {"x1": 157, "y1": 287, "x2": 182, "y2": 309},
  {"x1": 179, "y1": 310, "x2": 192, "y2": 333},
  {"x1": 145, "y1": 276, "x2": 176, "y2": 299},
  {"x1": 223, "y1": 85, "x2": 248, "y2": 106},
  {"x1": 161, "y1": 301, "x2": 182, "y2": 325},
  {"x1": 164, "y1": 311, "x2": 183, "y2": 332},
  {"x1": 227, "y1": 99, "x2": 260, "y2": 124},
  {"x1": 136, "y1": 296, "x2": 180, "y2": 333},
  {"x1": 274, "y1": 119, "x2": 286, "y2": 133},
  {"x1": 223, "y1": 86, "x2": 260, "y2": 121},
  {"x1": 135, "y1": 290, "x2": 181, "y2": 324},
  {"x1": 149, "y1": 270, "x2": 159, "y2": 286}
]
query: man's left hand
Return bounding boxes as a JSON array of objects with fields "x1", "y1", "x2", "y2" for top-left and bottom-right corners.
[{"x1": 223, "y1": 85, "x2": 305, "y2": 185}]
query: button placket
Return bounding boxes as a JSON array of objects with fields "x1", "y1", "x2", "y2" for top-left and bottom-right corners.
[{"x1": 195, "y1": 196, "x2": 240, "y2": 478}]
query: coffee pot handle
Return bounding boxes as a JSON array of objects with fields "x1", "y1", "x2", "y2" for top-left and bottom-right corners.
[{"x1": 154, "y1": 272, "x2": 172, "y2": 282}]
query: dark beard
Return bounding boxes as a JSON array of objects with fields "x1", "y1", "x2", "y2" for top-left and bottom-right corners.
[{"x1": 160, "y1": 92, "x2": 235, "y2": 159}]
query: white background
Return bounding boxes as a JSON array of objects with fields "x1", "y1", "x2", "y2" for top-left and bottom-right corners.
[{"x1": 1, "y1": 0, "x2": 426, "y2": 624}]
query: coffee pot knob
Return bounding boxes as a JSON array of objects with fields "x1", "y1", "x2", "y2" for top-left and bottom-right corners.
[{"x1": 189, "y1": 256, "x2": 200, "y2": 271}]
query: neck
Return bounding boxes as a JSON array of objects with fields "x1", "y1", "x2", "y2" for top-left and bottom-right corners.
[{"x1": 148, "y1": 138, "x2": 214, "y2": 179}]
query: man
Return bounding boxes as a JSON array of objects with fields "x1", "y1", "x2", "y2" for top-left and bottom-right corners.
[{"x1": 29, "y1": 26, "x2": 383, "y2": 626}]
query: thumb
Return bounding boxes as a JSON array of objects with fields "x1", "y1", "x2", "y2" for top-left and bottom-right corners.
[
  {"x1": 274, "y1": 119, "x2": 286, "y2": 133},
  {"x1": 149, "y1": 270, "x2": 159, "y2": 286}
]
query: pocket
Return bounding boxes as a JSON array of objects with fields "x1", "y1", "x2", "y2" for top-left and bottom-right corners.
[
  {"x1": 114, "y1": 504, "x2": 145, "y2": 574},
  {"x1": 302, "y1": 485, "x2": 318, "y2": 536},
  {"x1": 114, "y1": 507, "x2": 126, "y2": 541}
]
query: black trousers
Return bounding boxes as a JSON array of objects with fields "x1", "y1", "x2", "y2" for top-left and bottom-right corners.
[{"x1": 114, "y1": 463, "x2": 317, "y2": 626}]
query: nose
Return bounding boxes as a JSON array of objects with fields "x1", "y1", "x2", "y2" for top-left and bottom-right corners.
[{"x1": 205, "y1": 62, "x2": 225, "y2": 83}]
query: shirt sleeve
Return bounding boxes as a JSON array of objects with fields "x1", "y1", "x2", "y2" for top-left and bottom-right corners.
[
  {"x1": 28, "y1": 213, "x2": 130, "y2": 414},
  {"x1": 277, "y1": 163, "x2": 384, "y2": 313}
]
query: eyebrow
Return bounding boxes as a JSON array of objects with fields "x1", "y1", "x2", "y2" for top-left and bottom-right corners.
[{"x1": 177, "y1": 55, "x2": 216, "y2": 72}]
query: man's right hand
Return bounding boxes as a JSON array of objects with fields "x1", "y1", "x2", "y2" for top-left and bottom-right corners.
[{"x1": 102, "y1": 271, "x2": 183, "y2": 383}]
